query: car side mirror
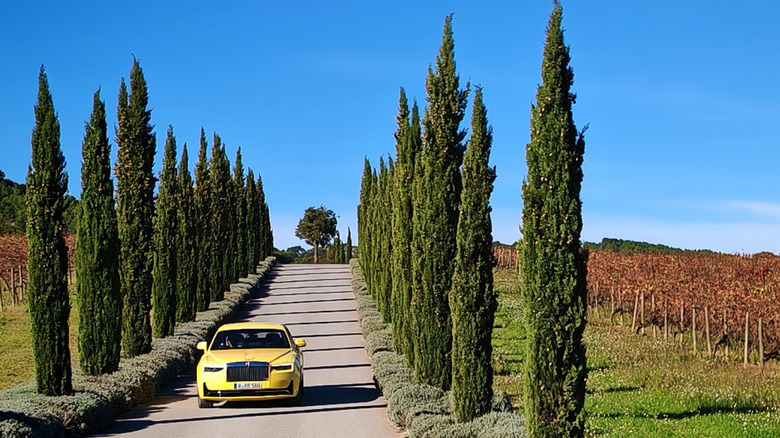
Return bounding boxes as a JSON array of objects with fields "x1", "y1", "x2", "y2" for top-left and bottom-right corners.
[
  {"x1": 196, "y1": 341, "x2": 208, "y2": 351},
  {"x1": 294, "y1": 338, "x2": 306, "y2": 348}
]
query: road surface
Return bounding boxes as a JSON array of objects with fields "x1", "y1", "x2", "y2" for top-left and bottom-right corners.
[{"x1": 93, "y1": 264, "x2": 402, "y2": 438}]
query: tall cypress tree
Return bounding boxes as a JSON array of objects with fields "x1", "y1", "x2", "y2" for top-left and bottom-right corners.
[
  {"x1": 450, "y1": 87, "x2": 497, "y2": 422},
  {"x1": 256, "y1": 174, "x2": 272, "y2": 259},
  {"x1": 411, "y1": 14, "x2": 468, "y2": 390},
  {"x1": 391, "y1": 89, "x2": 413, "y2": 357},
  {"x1": 520, "y1": 5, "x2": 588, "y2": 437},
  {"x1": 26, "y1": 67, "x2": 72, "y2": 395},
  {"x1": 76, "y1": 89, "x2": 121, "y2": 375},
  {"x1": 176, "y1": 144, "x2": 197, "y2": 322},
  {"x1": 358, "y1": 158, "x2": 372, "y2": 276},
  {"x1": 208, "y1": 134, "x2": 230, "y2": 298},
  {"x1": 344, "y1": 227, "x2": 352, "y2": 262},
  {"x1": 375, "y1": 157, "x2": 392, "y2": 321},
  {"x1": 116, "y1": 59, "x2": 156, "y2": 357},
  {"x1": 152, "y1": 126, "x2": 178, "y2": 338},
  {"x1": 233, "y1": 148, "x2": 247, "y2": 278},
  {"x1": 194, "y1": 129, "x2": 211, "y2": 311},
  {"x1": 245, "y1": 168, "x2": 258, "y2": 272}
]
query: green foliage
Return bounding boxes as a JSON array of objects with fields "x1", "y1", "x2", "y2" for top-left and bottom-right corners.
[
  {"x1": 255, "y1": 174, "x2": 270, "y2": 260},
  {"x1": 519, "y1": 6, "x2": 588, "y2": 437},
  {"x1": 76, "y1": 89, "x2": 122, "y2": 375},
  {"x1": 411, "y1": 14, "x2": 468, "y2": 390},
  {"x1": 193, "y1": 129, "x2": 211, "y2": 312},
  {"x1": 391, "y1": 90, "x2": 421, "y2": 364},
  {"x1": 450, "y1": 87, "x2": 497, "y2": 422},
  {"x1": 245, "y1": 168, "x2": 258, "y2": 272},
  {"x1": 0, "y1": 178, "x2": 79, "y2": 235},
  {"x1": 175, "y1": 144, "x2": 197, "y2": 323},
  {"x1": 152, "y1": 126, "x2": 178, "y2": 338},
  {"x1": 374, "y1": 157, "x2": 393, "y2": 321},
  {"x1": 581, "y1": 238, "x2": 718, "y2": 254},
  {"x1": 358, "y1": 158, "x2": 372, "y2": 275},
  {"x1": 208, "y1": 134, "x2": 231, "y2": 300},
  {"x1": 233, "y1": 148, "x2": 247, "y2": 278},
  {"x1": 115, "y1": 59, "x2": 156, "y2": 357},
  {"x1": 294, "y1": 205, "x2": 337, "y2": 264},
  {"x1": 25, "y1": 66, "x2": 72, "y2": 395},
  {"x1": 344, "y1": 227, "x2": 353, "y2": 261}
]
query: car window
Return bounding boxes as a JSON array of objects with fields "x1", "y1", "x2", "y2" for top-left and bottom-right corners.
[{"x1": 211, "y1": 329, "x2": 290, "y2": 350}]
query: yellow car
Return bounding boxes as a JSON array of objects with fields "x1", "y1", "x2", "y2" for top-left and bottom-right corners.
[{"x1": 195, "y1": 322, "x2": 306, "y2": 408}]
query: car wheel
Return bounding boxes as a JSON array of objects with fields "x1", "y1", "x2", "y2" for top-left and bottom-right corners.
[
  {"x1": 198, "y1": 396, "x2": 214, "y2": 408},
  {"x1": 291, "y1": 376, "x2": 304, "y2": 406}
]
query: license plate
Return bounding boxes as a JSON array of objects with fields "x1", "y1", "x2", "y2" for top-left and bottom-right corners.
[{"x1": 234, "y1": 382, "x2": 263, "y2": 389}]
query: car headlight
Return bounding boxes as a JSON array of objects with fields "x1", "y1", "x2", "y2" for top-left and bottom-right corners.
[
  {"x1": 271, "y1": 363, "x2": 293, "y2": 371},
  {"x1": 203, "y1": 366, "x2": 224, "y2": 372}
]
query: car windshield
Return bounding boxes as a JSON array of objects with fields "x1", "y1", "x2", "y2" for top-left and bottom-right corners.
[{"x1": 211, "y1": 329, "x2": 290, "y2": 350}]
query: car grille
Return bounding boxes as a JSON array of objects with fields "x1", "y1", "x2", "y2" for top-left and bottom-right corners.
[{"x1": 226, "y1": 362, "x2": 269, "y2": 382}]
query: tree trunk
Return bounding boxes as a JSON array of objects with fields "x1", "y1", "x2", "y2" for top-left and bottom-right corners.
[{"x1": 314, "y1": 243, "x2": 319, "y2": 264}]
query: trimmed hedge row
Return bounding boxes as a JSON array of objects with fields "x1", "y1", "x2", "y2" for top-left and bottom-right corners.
[
  {"x1": 350, "y1": 259, "x2": 526, "y2": 438},
  {"x1": 0, "y1": 257, "x2": 277, "y2": 438}
]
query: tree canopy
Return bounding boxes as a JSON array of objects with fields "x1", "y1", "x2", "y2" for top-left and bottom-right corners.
[{"x1": 295, "y1": 205, "x2": 337, "y2": 264}]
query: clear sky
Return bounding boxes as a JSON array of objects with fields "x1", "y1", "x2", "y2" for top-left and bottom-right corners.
[{"x1": 2, "y1": 2, "x2": 779, "y2": 254}]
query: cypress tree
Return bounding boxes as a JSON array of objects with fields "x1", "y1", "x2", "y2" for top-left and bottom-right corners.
[
  {"x1": 245, "y1": 168, "x2": 258, "y2": 273},
  {"x1": 390, "y1": 89, "x2": 412, "y2": 356},
  {"x1": 331, "y1": 234, "x2": 342, "y2": 263},
  {"x1": 233, "y1": 148, "x2": 247, "y2": 278},
  {"x1": 76, "y1": 89, "x2": 121, "y2": 375},
  {"x1": 256, "y1": 174, "x2": 272, "y2": 259},
  {"x1": 344, "y1": 227, "x2": 353, "y2": 262},
  {"x1": 357, "y1": 158, "x2": 372, "y2": 277},
  {"x1": 176, "y1": 144, "x2": 197, "y2": 322},
  {"x1": 367, "y1": 166, "x2": 379, "y2": 295},
  {"x1": 411, "y1": 14, "x2": 468, "y2": 390},
  {"x1": 152, "y1": 126, "x2": 178, "y2": 338},
  {"x1": 520, "y1": 5, "x2": 588, "y2": 437},
  {"x1": 193, "y1": 129, "x2": 211, "y2": 311},
  {"x1": 26, "y1": 67, "x2": 72, "y2": 395},
  {"x1": 375, "y1": 158, "x2": 392, "y2": 321},
  {"x1": 450, "y1": 87, "x2": 497, "y2": 422},
  {"x1": 115, "y1": 59, "x2": 156, "y2": 357},
  {"x1": 208, "y1": 134, "x2": 230, "y2": 298}
]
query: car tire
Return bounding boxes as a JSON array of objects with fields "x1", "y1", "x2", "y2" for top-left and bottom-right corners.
[
  {"x1": 198, "y1": 396, "x2": 214, "y2": 408},
  {"x1": 291, "y1": 376, "x2": 304, "y2": 406}
]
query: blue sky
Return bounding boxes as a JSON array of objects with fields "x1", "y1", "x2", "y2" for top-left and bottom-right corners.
[{"x1": 2, "y1": 2, "x2": 779, "y2": 254}]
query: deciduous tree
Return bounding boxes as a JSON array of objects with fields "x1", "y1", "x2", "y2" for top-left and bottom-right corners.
[{"x1": 295, "y1": 205, "x2": 337, "y2": 263}]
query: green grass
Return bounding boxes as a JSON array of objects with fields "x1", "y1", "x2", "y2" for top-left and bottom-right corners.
[
  {"x1": 0, "y1": 289, "x2": 79, "y2": 391},
  {"x1": 492, "y1": 268, "x2": 780, "y2": 437}
]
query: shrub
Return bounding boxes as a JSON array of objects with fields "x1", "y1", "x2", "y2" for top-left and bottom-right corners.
[
  {"x1": 387, "y1": 383, "x2": 449, "y2": 428},
  {"x1": 364, "y1": 329, "x2": 394, "y2": 357}
]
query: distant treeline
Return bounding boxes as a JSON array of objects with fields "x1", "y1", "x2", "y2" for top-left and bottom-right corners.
[
  {"x1": 0, "y1": 170, "x2": 79, "y2": 234},
  {"x1": 583, "y1": 237, "x2": 715, "y2": 254}
]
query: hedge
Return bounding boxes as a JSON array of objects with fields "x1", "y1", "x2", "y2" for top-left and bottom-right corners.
[
  {"x1": 0, "y1": 257, "x2": 277, "y2": 438},
  {"x1": 349, "y1": 259, "x2": 526, "y2": 438}
]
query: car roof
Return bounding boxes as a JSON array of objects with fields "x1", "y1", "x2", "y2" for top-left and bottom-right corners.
[{"x1": 215, "y1": 322, "x2": 287, "y2": 332}]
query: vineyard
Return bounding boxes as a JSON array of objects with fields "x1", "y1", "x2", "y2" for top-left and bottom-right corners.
[
  {"x1": 493, "y1": 245, "x2": 780, "y2": 364},
  {"x1": 0, "y1": 234, "x2": 75, "y2": 309}
]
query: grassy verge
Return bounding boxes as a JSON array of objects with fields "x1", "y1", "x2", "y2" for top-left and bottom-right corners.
[
  {"x1": 0, "y1": 291, "x2": 79, "y2": 391},
  {"x1": 492, "y1": 268, "x2": 780, "y2": 437}
]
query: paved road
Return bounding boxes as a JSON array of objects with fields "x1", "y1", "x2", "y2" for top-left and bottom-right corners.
[{"x1": 94, "y1": 264, "x2": 402, "y2": 438}]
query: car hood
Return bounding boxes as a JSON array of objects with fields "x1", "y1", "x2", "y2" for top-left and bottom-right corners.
[{"x1": 203, "y1": 349, "x2": 293, "y2": 364}]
